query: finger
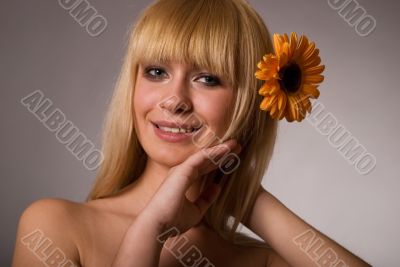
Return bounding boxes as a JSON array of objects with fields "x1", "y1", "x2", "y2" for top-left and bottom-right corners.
[
  {"x1": 190, "y1": 168, "x2": 228, "y2": 222},
  {"x1": 192, "y1": 182, "x2": 221, "y2": 217},
  {"x1": 184, "y1": 139, "x2": 238, "y2": 179},
  {"x1": 165, "y1": 139, "x2": 238, "y2": 197},
  {"x1": 199, "y1": 141, "x2": 242, "y2": 175}
]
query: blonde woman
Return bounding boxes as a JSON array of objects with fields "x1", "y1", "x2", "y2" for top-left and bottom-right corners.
[{"x1": 12, "y1": 0, "x2": 371, "y2": 266}]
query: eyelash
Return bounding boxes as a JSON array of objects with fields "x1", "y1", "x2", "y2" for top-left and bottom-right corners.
[
  {"x1": 144, "y1": 67, "x2": 167, "y2": 80},
  {"x1": 198, "y1": 75, "x2": 221, "y2": 86},
  {"x1": 143, "y1": 66, "x2": 221, "y2": 87}
]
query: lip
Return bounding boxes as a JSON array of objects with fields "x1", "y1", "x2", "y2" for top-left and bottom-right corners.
[{"x1": 152, "y1": 122, "x2": 200, "y2": 142}]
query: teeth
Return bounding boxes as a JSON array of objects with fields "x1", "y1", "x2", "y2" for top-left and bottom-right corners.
[{"x1": 158, "y1": 125, "x2": 195, "y2": 134}]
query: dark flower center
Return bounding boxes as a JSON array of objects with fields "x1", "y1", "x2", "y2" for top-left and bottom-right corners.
[{"x1": 279, "y1": 62, "x2": 302, "y2": 93}]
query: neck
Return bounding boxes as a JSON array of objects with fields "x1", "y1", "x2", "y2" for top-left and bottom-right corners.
[{"x1": 106, "y1": 157, "x2": 206, "y2": 218}]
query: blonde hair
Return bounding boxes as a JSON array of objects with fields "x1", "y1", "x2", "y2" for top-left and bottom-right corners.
[{"x1": 87, "y1": 0, "x2": 277, "y2": 247}]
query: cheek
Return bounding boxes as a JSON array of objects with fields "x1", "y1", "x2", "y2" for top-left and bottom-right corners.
[
  {"x1": 195, "y1": 91, "x2": 234, "y2": 133},
  {"x1": 133, "y1": 80, "x2": 160, "y2": 120}
]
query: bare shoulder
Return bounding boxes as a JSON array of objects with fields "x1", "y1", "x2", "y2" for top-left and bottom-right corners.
[{"x1": 12, "y1": 198, "x2": 85, "y2": 267}]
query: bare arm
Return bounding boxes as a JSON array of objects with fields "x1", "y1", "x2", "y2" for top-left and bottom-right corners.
[
  {"x1": 246, "y1": 186, "x2": 371, "y2": 267},
  {"x1": 111, "y1": 139, "x2": 241, "y2": 266},
  {"x1": 111, "y1": 211, "x2": 165, "y2": 267}
]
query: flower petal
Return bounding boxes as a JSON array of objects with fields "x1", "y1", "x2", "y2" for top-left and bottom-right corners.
[
  {"x1": 260, "y1": 97, "x2": 270, "y2": 110},
  {"x1": 303, "y1": 55, "x2": 321, "y2": 69},
  {"x1": 273, "y1": 34, "x2": 283, "y2": 55},
  {"x1": 304, "y1": 65, "x2": 325, "y2": 75},
  {"x1": 277, "y1": 92, "x2": 287, "y2": 110},
  {"x1": 260, "y1": 95, "x2": 277, "y2": 111},
  {"x1": 270, "y1": 103, "x2": 279, "y2": 118},
  {"x1": 304, "y1": 74, "x2": 324, "y2": 83},
  {"x1": 255, "y1": 69, "x2": 277, "y2": 81},
  {"x1": 286, "y1": 97, "x2": 297, "y2": 122},
  {"x1": 277, "y1": 93, "x2": 287, "y2": 119},
  {"x1": 285, "y1": 99, "x2": 295, "y2": 122},
  {"x1": 302, "y1": 84, "x2": 320, "y2": 99},
  {"x1": 294, "y1": 35, "x2": 309, "y2": 59},
  {"x1": 301, "y1": 42, "x2": 317, "y2": 61},
  {"x1": 302, "y1": 97, "x2": 312, "y2": 113},
  {"x1": 258, "y1": 80, "x2": 280, "y2": 96},
  {"x1": 300, "y1": 48, "x2": 320, "y2": 66},
  {"x1": 287, "y1": 32, "x2": 297, "y2": 59}
]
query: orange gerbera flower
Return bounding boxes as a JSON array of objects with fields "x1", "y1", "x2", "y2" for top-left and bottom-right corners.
[{"x1": 255, "y1": 32, "x2": 325, "y2": 122}]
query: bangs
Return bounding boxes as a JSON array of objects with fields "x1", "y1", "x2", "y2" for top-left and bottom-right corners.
[{"x1": 131, "y1": 0, "x2": 240, "y2": 87}]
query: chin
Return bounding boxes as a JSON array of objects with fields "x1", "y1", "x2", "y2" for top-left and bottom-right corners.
[{"x1": 147, "y1": 144, "x2": 196, "y2": 167}]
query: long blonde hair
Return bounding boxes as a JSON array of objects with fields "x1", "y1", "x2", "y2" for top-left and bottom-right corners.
[{"x1": 87, "y1": 0, "x2": 278, "y2": 247}]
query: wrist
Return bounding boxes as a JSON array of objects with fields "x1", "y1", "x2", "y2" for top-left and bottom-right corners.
[
  {"x1": 112, "y1": 210, "x2": 165, "y2": 267},
  {"x1": 135, "y1": 209, "x2": 166, "y2": 235}
]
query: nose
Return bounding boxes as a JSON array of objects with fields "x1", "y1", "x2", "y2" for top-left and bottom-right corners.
[{"x1": 158, "y1": 75, "x2": 193, "y2": 115}]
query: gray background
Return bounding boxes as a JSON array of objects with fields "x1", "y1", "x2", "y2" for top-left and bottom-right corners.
[{"x1": 1, "y1": 0, "x2": 398, "y2": 266}]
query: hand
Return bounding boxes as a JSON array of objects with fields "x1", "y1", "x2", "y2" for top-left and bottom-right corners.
[{"x1": 142, "y1": 139, "x2": 241, "y2": 235}]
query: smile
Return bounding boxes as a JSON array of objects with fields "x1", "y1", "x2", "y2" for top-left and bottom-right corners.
[
  {"x1": 151, "y1": 122, "x2": 202, "y2": 142},
  {"x1": 155, "y1": 124, "x2": 200, "y2": 134}
]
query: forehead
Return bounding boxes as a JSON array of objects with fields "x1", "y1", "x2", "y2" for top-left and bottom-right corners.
[{"x1": 131, "y1": 1, "x2": 240, "y2": 88}]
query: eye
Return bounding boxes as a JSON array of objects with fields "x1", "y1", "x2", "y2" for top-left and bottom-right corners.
[
  {"x1": 196, "y1": 74, "x2": 221, "y2": 87},
  {"x1": 144, "y1": 66, "x2": 168, "y2": 80}
]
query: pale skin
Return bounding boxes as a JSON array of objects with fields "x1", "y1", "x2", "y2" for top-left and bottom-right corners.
[{"x1": 12, "y1": 61, "x2": 371, "y2": 267}]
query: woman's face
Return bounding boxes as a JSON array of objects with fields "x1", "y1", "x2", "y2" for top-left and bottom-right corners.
[{"x1": 133, "y1": 60, "x2": 235, "y2": 167}]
